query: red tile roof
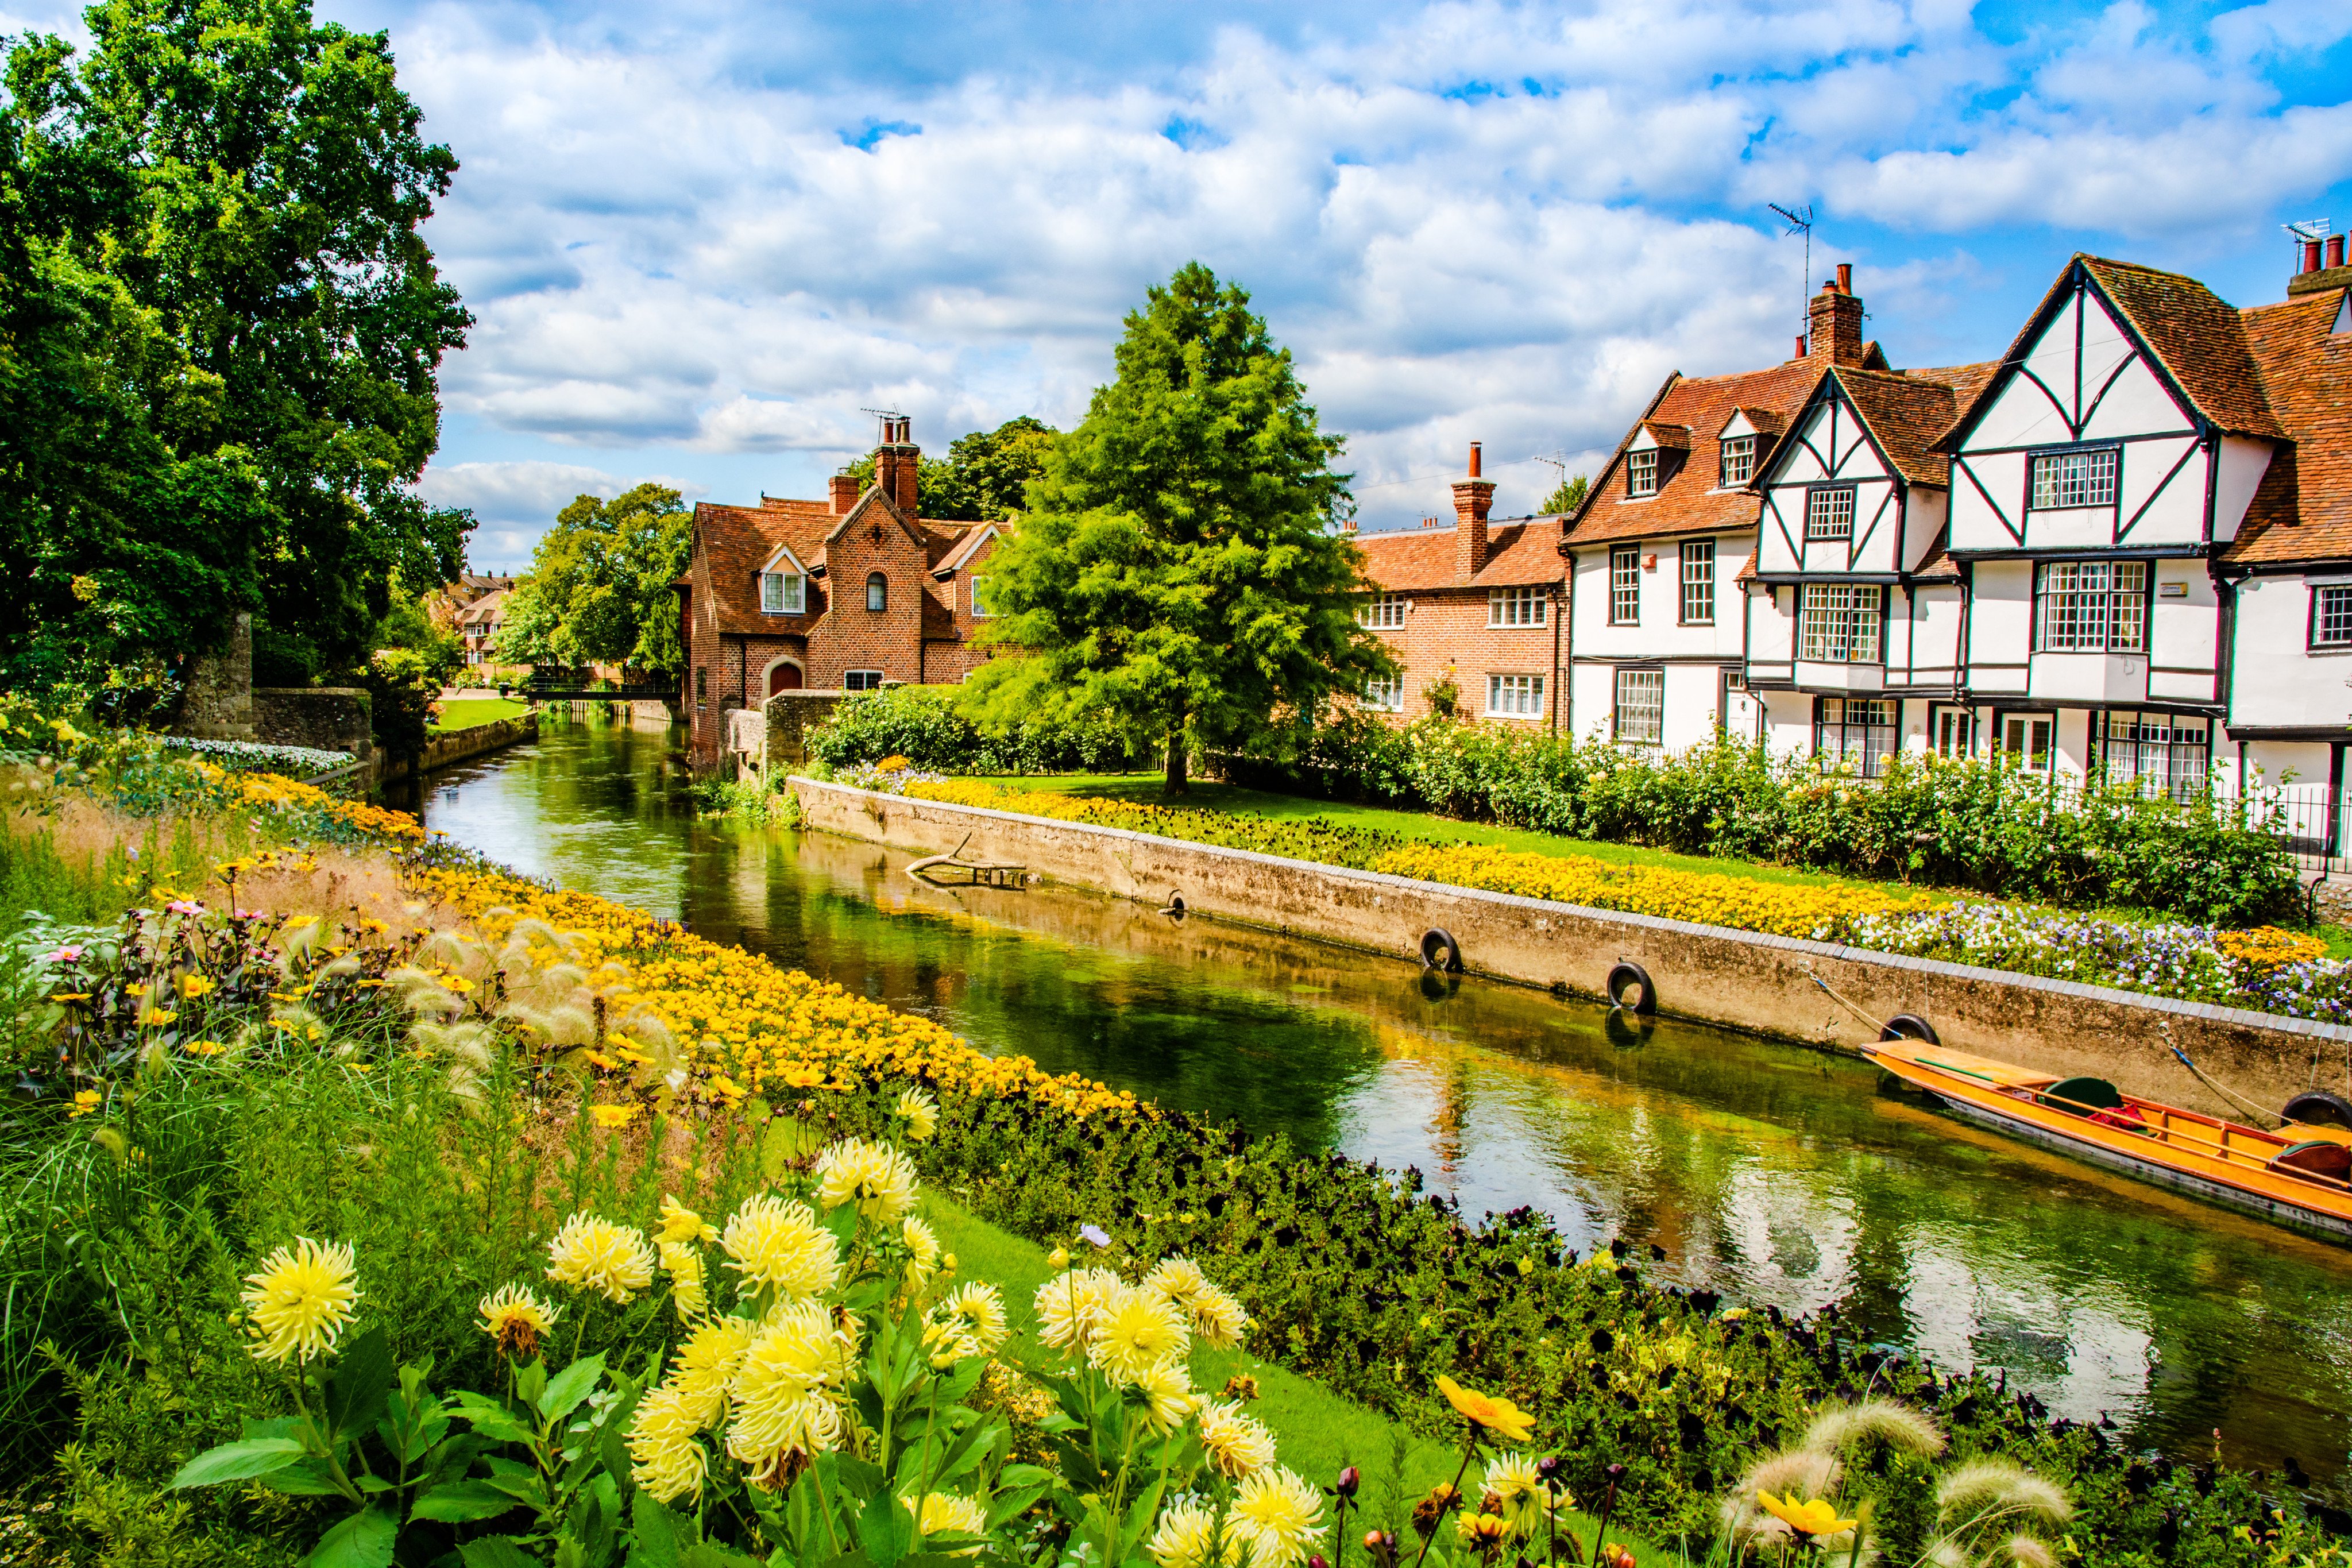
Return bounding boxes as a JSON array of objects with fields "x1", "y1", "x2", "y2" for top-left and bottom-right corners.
[
  {"x1": 2223, "y1": 287, "x2": 2352, "y2": 565},
  {"x1": 1352, "y1": 517, "x2": 1565, "y2": 592},
  {"x1": 1565, "y1": 360, "x2": 1822, "y2": 544},
  {"x1": 690, "y1": 488, "x2": 976, "y2": 635},
  {"x1": 1834, "y1": 364, "x2": 1994, "y2": 487}
]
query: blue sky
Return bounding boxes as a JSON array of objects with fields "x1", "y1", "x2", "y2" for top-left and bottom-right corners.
[{"x1": 10, "y1": 0, "x2": 2352, "y2": 565}]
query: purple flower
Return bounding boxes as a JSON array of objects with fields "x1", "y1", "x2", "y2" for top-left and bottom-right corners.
[
  {"x1": 1079, "y1": 1223, "x2": 1113, "y2": 1249},
  {"x1": 43, "y1": 945, "x2": 82, "y2": 964}
]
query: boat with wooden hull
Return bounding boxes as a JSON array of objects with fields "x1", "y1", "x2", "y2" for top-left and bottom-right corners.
[{"x1": 1865, "y1": 1040, "x2": 2352, "y2": 1246}]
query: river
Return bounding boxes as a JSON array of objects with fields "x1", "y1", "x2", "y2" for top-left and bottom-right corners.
[{"x1": 406, "y1": 709, "x2": 2352, "y2": 1480}]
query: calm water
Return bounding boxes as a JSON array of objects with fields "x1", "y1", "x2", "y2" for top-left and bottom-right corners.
[{"x1": 409, "y1": 710, "x2": 2352, "y2": 1477}]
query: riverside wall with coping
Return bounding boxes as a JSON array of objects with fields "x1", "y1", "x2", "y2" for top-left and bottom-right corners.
[
  {"x1": 789, "y1": 774, "x2": 2352, "y2": 1113},
  {"x1": 377, "y1": 712, "x2": 539, "y2": 783}
]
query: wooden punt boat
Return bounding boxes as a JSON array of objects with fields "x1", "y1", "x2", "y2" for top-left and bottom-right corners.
[{"x1": 1864, "y1": 1039, "x2": 2352, "y2": 1245}]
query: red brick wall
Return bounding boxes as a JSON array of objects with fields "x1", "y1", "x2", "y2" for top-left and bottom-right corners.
[
  {"x1": 804, "y1": 513, "x2": 928, "y2": 688},
  {"x1": 1362, "y1": 584, "x2": 1565, "y2": 725}
]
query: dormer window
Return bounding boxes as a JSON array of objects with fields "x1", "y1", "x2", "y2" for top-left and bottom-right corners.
[
  {"x1": 1720, "y1": 437, "x2": 1756, "y2": 486},
  {"x1": 1627, "y1": 449, "x2": 1659, "y2": 497},
  {"x1": 759, "y1": 571, "x2": 805, "y2": 615}
]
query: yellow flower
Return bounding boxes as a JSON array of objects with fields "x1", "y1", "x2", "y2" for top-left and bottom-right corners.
[
  {"x1": 659, "y1": 1194, "x2": 718, "y2": 1245},
  {"x1": 67, "y1": 1089, "x2": 102, "y2": 1118},
  {"x1": 184, "y1": 1040, "x2": 226, "y2": 1057},
  {"x1": 140, "y1": 1008, "x2": 177, "y2": 1028},
  {"x1": 720, "y1": 1192, "x2": 840, "y2": 1300},
  {"x1": 477, "y1": 1283, "x2": 559, "y2": 1360},
  {"x1": 1187, "y1": 1283, "x2": 1250, "y2": 1350},
  {"x1": 1756, "y1": 1492, "x2": 1856, "y2": 1537},
  {"x1": 670, "y1": 1314, "x2": 756, "y2": 1426},
  {"x1": 1438, "y1": 1374, "x2": 1535, "y2": 1443},
  {"x1": 1046, "y1": 1245, "x2": 1070, "y2": 1269},
  {"x1": 901, "y1": 1216, "x2": 941, "y2": 1288},
  {"x1": 894, "y1": 1086, "x2": 940, "y2": 1142},
  {"x1": 1145, "y1": 1256, "x2": 1208, "y2": 1301},
  {"x1": 1454, "y1": 1513, "x2": 1510, "y2": 1548},
  {"x1": 626, "y1": 1384, "x2": 709, "y2": 1504},
  {"x1": 1133, "y1": 1361, "x2": 1198, "y2": 1432},
  {"x1": 589, "y1": 1103, "x2": 638, "y2": 1129},
  {"x1": 1034, "y1": 1268, "x2": 1122, "y2": 1353},
  {"x1": 911, "y1": 1490, "x2": 987, "y2": 1546},
  {"x1": 1197, "y1": 1397, "x2": 1277, "y2": 1480},
  {"x1": 1089, "y1": 1284, "x2": 1189, "y2": 1383},
  {"x1": 1231, "y1": 1467, "x2": 1324, "y2": 1567},
  {"x1": 726, "y1": 1301, "x2": 848, "y2": 1466},
  {"x1": 662, "y1": 1242, "x2": 709, "y2": 1321},
  {"x1": 938, "y1": 1283, "x2": 1009, "y2": 1354},
  {"x1": 780, "y1": 1063, "x2": 824, "y2": 1088},
  {"x1": 544, "y1": 1212, "x2": 658, "y2": 1302},
  {"x1": 1483, "y1": 1454, "x2": 1557, "y2": 1534},
  {"x1": 1146, "y1": 1502, "x2": 1223, "y2": 1568},
  {"x1": 812, "y1": 1138, "x2": 918, "y2": 1225},
  {"x1": 240, "y1": 1237, "x2": 361, "y2": 1363},
  {"x1": 180, "y1": 974, "x2": 215, "y2": 998}
]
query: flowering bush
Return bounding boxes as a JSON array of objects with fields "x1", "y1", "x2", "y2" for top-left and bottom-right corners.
[
  {"x1": 155, "y1": 736, "x2": 353, "y2": 778},
  {"x1": 806, "y1": 684, "x2": 1147, "y2": 776}
]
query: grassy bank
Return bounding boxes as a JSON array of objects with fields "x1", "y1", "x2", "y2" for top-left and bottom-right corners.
[{"x1": 432, "y1": 696, "x2": 534, "y2": 731}]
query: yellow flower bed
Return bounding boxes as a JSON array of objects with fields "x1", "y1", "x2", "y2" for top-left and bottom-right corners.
[
  {"x1": 410, "y1": 864, "x2": 1146, "y2": 1121},
  {"x1": 910, "y1": 779, "x2": 1177, "y2": 829},
  {"x1": 191, "y1": 759, "x2": 428, "y2": 844},
  {"x1": 2213, "y1": 925, "x2": 2328, "y2": 971},
  {"x1": 1369, "y1": 842, "x2": 1940, "y2": 941}
]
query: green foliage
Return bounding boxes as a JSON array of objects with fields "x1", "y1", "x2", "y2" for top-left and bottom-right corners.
[
  {"x1": 966, "y1": 263, "x2": 1393, "y2": 792},
  {"x1": 495, "y1": 485, "x2": 693, "y2": 679},
  {"x1": 1539, "y1": 473, "x2": 1589, "y2": 516},
  {"x1": 372, "y1": 577, "x2": 466, "y2": 683},
  {"x1": 1226, "y1": 717, "x2": 2299, "y2": 925},
  {"x1": 691, "y1": 774, "x2": 801, "y2": 824},
  {"x1": 841, "y1": 414, "x2": 1060, "y2": 522},
  {"x1": 362, "y1": 649, "x2": 439, "y2": 760},
  {"x1": 2, "y1": 0, "x2": 475, "y2": 685},
  {"x1": 804, "y1": 685, "x2": 1147, "y2": 776}
]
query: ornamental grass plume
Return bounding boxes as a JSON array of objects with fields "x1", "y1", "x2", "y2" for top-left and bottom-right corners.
[
  {"x1": 1719, "y1": 1449, "x2": 1841, "y2": 1553},
  {"x1": 1924, "y1": 1459, "x2": 2073, "y2": 1567},
  {"x1": 812, "y1": 1137, "x2": 918, "y2": 1225},
  {"x1": 476, "y1": 1282, "x2": 559, "y2": 1361},
  {"x1": 1802, "y1": 1397, "x2": 1948, "y2": 1458},
  {"x1": 240, "y1": 1237, "x2": 360, "y2": 1363},
  {"x1": 1231, "y1": 1466, "x2": 1326, "y2": 1568},
  {"x1": 545, "y1": 1212, "x2": 658, "y2": 1303},
  {"x1": 720, "y1": 1192, "x2": 840, "y2": 1300}
]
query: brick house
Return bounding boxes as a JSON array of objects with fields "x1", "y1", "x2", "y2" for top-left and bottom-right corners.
[
  {"x1": 1348, "y1": 444, "x2": 1569, "y2": 725},
  {"x1": 676, "y1": 420, "x2": 1003, "y2": 766}
]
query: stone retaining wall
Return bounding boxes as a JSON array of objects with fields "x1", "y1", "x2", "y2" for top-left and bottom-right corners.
[
  {"x1": 256, "y1": 688, "x2": 374, "y2": 762},
  {"x1": 790, "y1": 774, "x2": 2352, "y2": 1114},
  {"x1": 379, "y1": 712, "x2": 539, "y2": 782}
]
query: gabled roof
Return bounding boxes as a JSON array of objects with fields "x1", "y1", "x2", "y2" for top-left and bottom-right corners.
[
  {"x1": 1941, "y1": 255, "x2": 2285, "y2": 448},
  {"x1": 457, "y1": 589, "x2": 508, "y2": 627},
  {"x1": 2222, "y1": 287, "x2": 2352, "y2": 566},
  {"x1": 691, "y1": 483, "x2": 980, "y2": 634},
  {"x1": 1565, "y1": 359, "x2": 1821, "y2": 544},
  {"x1": 934, "y1": 520, "x2": 1004, "y2": 578},
  {"x1": 1353, "y1": 518, "x2": 1565, "y2": 592},
  {"x1": 1828, "y1": 364, "x2": 1994, "y2": 487}
]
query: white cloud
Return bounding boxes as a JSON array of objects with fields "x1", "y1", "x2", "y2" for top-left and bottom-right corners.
[{"x1": 417, "y1": 459, "x2": 706, "y2": 529}]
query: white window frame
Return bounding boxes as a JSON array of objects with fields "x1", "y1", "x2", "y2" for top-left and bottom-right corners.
[
  {"x1": 1361, "y1": 677, "x2": 1403, "y2": 712},
  {"x1": 843, "y1": 669, "x2": 886, "y2": 692},
  {"x1": 1816, "y1": 697, "x2": 1898, "y2": 777},
  {"x1": 2037, "y1": 561, "x2": 2147, "y2": 652},
  {"x1": 1720, "y1": 436, "x2": 1755, "y2": 486},
  {"x1": 760, "y1": 571, "x2": 805, "y2": 615},
  {"x1": 2102, "y1": 710, "x2": 2210, "y2": 800},
  {"x1": 1627, "y1": 449, "x2": 1659, "y2": 498},
  {"x1": 1488, "y1": 586, "x2": 1546, "y2": 627},
  {"x1": 1612, "y1": 668, "x2": 1664, "y2": 746},
  {"x1": 2000, "y1": 713, "x2": 2054, "y2": 774},
  {"x1": 1485, "y1": 673, "x2": 1545, "y2": 720},
  {"x1": 1805, "y1": 485, "x2": 1855, "y2": 542},
  {"x1": 1609, "y1": 546, "x2": 1641, "y2": 625},
  {"x1": 2030, "y1": 447, "x2": 2120, "y2": 510},
  {"x1": 970, "y1": 575, "x2": 995, "y2": 619},
  {"x1": 1679, "y1": 540, "x2": 1715, "y2": 625},
  {"x1": 1932, "y1": 706, "x2": 1975, "y2": 759},
  {"x1": 1798, "y1": 583, "x2": 1883, "y2": 663},
  {"x1": 1358, "y1": 594, "x2": 1405, "y2": 629}
]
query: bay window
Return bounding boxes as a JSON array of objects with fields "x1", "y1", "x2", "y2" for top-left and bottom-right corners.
[
  {"x1": 1816, "y1": 698, "x2": 1897, "y2": 777},
  {"x1": 1798, "y1": 583, "x2": 1882, "y2": 663},
  {"x1": 2037, "y1": 561, "x2": 2146, "y2": 652}
]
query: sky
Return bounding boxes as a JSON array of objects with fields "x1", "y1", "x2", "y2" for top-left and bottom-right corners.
[{"x1": 10, "y1": 0, "x2": 2352, "y2": 567}]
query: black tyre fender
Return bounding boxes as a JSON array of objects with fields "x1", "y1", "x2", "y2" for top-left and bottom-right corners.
[
  {"x1": 1606, "y1": 961, "x2": 1656, "y2": 1015},
  {"x1": 2283, "y1": 1090, "x2": 2352, "y2": 1129},
  {"x1": 1879, "y1": 1013, "x2": 1940, "y2": 1045},
  {"x1": 1419, "y1": 928, "x2": 1463, "y2": 973}
]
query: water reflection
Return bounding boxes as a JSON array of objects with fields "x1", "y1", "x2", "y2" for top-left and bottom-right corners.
[{"x1": 418, "y1": 710, "x2": 2352, "y2": 1475}]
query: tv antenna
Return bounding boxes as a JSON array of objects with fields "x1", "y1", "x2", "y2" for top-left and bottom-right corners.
[
  {"x1": 2285, "y1": 219, "x2": 2331, "y2": 268},
  {"x1": 859, "y1": 407, "x2": 909, "y2": 443},
  {"x1": 1770, "y1": 202, "x2": 1814, "y2": 350}
]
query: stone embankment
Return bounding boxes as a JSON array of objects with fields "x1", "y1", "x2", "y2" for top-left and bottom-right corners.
[{"x1": 790, "y1": 774, "x2": 2352, "y2": 1114}]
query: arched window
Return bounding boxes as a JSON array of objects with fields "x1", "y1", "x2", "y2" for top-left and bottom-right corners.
[{"x1": 866, "y1": 573, "x2": 888, "y2": 612}]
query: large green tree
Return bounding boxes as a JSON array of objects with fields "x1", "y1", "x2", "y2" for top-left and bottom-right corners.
[
  {"x1": 495, "y1": 483, "x2": 693, "y2": 678},
  {"x1": 968, "y1": 262, "x2": 1391, "y2": 794},
  {"x1": 841, "y1": 414, "x2": 1058, "y2": 522},
  {"x1": 2, "y1": 0, "x2": 473, "y2": 690}
]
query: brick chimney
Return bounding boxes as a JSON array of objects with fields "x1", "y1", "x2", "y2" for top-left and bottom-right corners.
[
  {"x1": 1453, "y1": 442, "x2": 1495, "y2": 578},
  {"x1": 829, "y1": 472, "x2": 859, "y2": 513},
  {"x1": 1808, "y1": 264, "x2": 1865, "y2": 367},
  {"x1": 872, "y1": 416, "x2": 920, "y2": 514}
]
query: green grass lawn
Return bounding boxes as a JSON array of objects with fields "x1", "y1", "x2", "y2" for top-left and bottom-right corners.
[
  {"x1": 920, "y1": 1191, "x2": 1680, "y2": 1563},
  {"x1": 970, "y1": 772, "x2": 1933, "y2": 898},
  {"x1": 431, "y1": 696, "x2": 534, "y2": 732}
]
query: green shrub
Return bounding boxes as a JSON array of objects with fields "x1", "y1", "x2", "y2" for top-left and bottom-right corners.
[
  {"x1": 1225, "y1": 717, "x2": 2299, "y2": 926},
  {"x1": 806, "y1": 685, "x2": 1145, "y2": 775}
]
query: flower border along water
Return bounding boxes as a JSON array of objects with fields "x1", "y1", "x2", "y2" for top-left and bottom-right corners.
[
  {"x1": 890, "y1": 777, "x2": 2352, "y2": 1025},
  {"x1": 402, "y1": 859, "x2": 2320, "y2": 1564}
]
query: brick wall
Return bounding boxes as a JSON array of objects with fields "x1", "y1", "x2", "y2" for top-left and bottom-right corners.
[
  {"x1": 806, "y1": 516, "x2": 928, "y2": 688},
  {"x1": 1362, "y1": 584, "x2": 1566, "y2": 725}
]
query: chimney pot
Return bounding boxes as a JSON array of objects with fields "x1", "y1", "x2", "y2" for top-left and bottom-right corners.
[
  {"x1": 1836, "y1": 262, "x2": 1852, "y2": 294},
  {"x1": 1468, "y1": 441, "x2": 1482, "y2": 480},
  {"x1": 2330, "y1": 235, "x2": 2347, "y2": 270},
  {"x1": 1808, "y1": 268, "x2": 1866, "y2": 366},
  {"x1": 1795, "y1": 335, "x2": 1808, "y2": 360},
  {"x1": 830, "y1": 472, "x2": 859, "y2": 513},
  {"x1": 2304, "y1": 239, "x2": 2324, "y2": 275}
]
